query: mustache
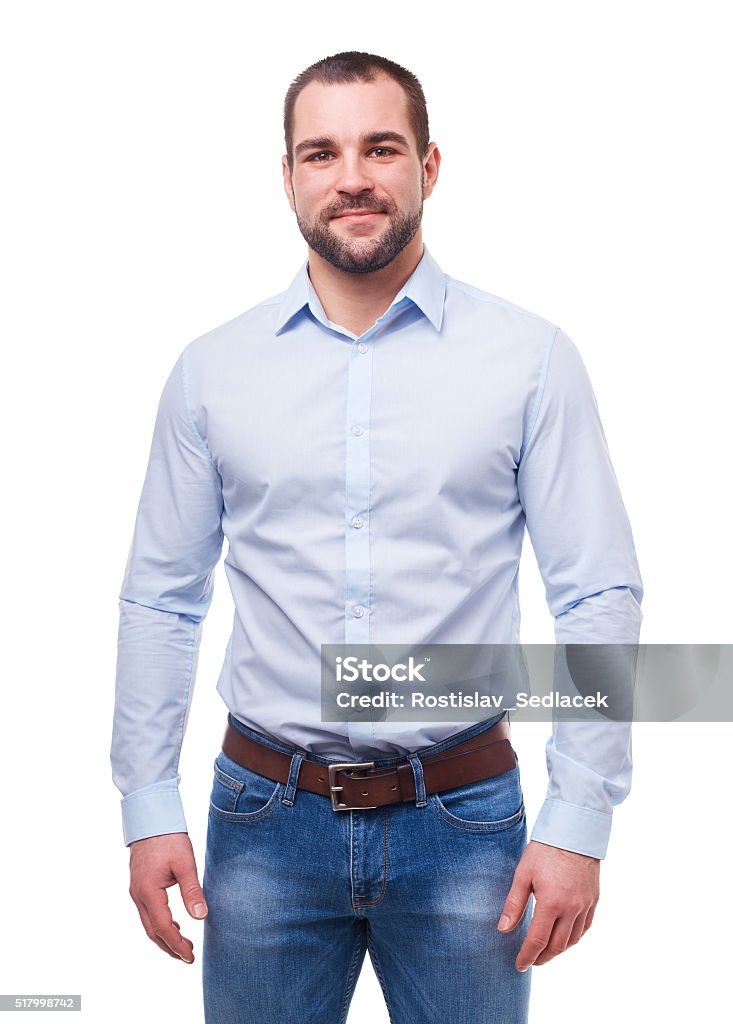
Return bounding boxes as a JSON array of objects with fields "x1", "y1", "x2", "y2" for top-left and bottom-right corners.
[{"x1": 323, "y1": 196, "x2": 396, "y2": 219}]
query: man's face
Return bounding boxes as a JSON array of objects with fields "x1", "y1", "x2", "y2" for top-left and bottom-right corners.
[{"x1": 283, "y1": 75, "x2": 439, "y2": 274}]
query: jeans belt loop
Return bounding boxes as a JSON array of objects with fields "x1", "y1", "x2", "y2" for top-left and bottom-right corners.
[
  {"x1": 407, "y1": 752, "x2": 427, "y2": 807},
  {"x1": 282, "y1": 750, "x2": 306, "y2": 806}
]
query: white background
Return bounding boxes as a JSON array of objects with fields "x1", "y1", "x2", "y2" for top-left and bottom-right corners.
[{"x1": 1, "y1": 1, "x2": 731, "y2": 1021}]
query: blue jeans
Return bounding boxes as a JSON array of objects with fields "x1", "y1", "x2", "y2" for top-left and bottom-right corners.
[{"x1": 202, "y1": 713, "x2": 532, "y2": 1023}]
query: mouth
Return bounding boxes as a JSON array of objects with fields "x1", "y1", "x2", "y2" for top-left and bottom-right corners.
[{"x1": 332, "y1": 210, "x2": 386, "y2": 221}]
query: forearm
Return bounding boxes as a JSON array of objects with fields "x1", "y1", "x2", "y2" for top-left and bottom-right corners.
[
  {"x1": 530, "y1": 585, "x2": 642, "y2": 859},
  {"x1": 111, "y1": 599, "x2": 206, "y2": 845}
]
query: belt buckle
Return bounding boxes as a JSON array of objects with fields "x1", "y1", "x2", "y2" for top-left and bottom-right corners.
[{"x1": 327, "y1": 761, "x2": 376, "y2": 811}]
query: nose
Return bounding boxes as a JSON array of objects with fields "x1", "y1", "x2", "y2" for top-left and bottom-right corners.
[{"x1": 333, "y1": 153, "x2": 374, "y2": 196}]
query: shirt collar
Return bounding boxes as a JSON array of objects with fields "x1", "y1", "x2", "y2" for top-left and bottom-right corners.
[{"x1": 273, "y1": 245, "x2": 446, "y2": 336}]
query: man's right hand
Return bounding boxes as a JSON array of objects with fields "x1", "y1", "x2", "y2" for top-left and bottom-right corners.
[{"x1": 128, "y1": 832, "x2": 208, "y2": 963}]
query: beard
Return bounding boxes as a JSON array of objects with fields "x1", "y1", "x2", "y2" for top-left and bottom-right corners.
[{"x1": 294, "y1": 193, "x2": 423, "y2": 274}]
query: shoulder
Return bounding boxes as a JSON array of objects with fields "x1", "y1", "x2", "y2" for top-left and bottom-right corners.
[
  {"x1": 444, "y1": 273, "x2": 558, "y2": 336},
  {"x1": 441, "y1": 273, "x2": 562, "y2": 374},
  {"x1": 179, "y1": 289, "x2": 287, "y2": 369}
]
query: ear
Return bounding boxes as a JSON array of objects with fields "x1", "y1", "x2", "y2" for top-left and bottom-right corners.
[
  {"x1": 422, "y1": 142, "x2": 441, "y2": 200},
  {"x1": 282, "y1": 155, "x2": 296, "y2": 213}
]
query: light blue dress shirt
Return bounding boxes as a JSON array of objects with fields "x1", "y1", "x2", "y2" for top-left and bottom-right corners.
[{"x1": 111, "y1": 246, "x2": 643, "y2": 857}]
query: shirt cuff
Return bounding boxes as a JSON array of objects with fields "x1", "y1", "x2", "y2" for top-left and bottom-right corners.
[
  {"x1": 120, "y1": 775, "x2": 189, "y2": 846},
  {"x1": 530, "y1": 797, "x2": 612, "y2": 859}
]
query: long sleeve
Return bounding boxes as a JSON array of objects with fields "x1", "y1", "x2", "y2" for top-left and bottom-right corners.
[
  {"x1": 516, "y1": 327, "x2": 643, "y2": 859},
  {"x1": 110, "y1": 347, "x2": 225, "y2": 846}
]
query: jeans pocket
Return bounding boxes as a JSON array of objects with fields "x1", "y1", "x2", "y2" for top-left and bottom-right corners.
[
  {"x1": 429, "y1": 755, "x2": 525, "y2": 832},
  {"x1": 209, "y1": 749, "x2": 283, "y2": 822}
]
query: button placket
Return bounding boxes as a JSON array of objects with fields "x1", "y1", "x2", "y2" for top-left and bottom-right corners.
[{"x1": 344, "y1": 333, "x2": 376, "y2": 749}]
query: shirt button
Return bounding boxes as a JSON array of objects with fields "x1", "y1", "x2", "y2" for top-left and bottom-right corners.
[
  {"x1": 353, "y1": 605, "x2": 365, "y2": 618},
  {"x1": 351, "y1": 425, "x2": 365, "y2": 436},
  {"x1": 358, "y1": 343, "x2": 368, "y2": 354},
  {"x1": 351, "y1": 516, "x2": 364, "y2": 529}
]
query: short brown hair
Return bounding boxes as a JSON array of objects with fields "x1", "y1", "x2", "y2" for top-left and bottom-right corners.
[{"x1": 283, "y1": 51, "x2": 430, "y2": 170}]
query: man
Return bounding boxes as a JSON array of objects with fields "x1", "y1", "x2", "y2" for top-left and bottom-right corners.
[{"x1": 112, "y1": 51, "x2": 643, "y2": 1023}]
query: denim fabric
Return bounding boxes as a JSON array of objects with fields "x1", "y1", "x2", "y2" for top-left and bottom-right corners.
[{"x1": 202, "y1": 712, "x2": 532, "y2": 1023}]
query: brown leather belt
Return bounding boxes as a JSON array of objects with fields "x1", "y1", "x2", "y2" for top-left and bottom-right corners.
[{"x1": 221, "y1": 718, "x2": 515, "y2": 811}]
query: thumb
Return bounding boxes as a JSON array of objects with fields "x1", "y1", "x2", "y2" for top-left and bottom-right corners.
[
  {"x1": 498, "y1": 870, "x2": 532, "y2": 933},
  {"x1": 176, "y1": 863, "x2": 208, "y2": 920}
]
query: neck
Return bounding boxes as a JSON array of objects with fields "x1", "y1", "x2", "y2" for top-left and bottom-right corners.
[{"x1": 306, "y1": 233, "x2": 424, "y2": 337}]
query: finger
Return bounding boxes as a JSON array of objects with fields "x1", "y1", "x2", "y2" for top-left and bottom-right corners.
[
  {"x1": 135, "y1": 899, "x2": 189, "y2": 961},
  {"x1": 566, "y1": 907, "x2": 590, "y2": 947},
  {"x1": 582, "y1": 903, "x2": 596, "y2": 936},
  {"x1": 515, "y1": 906, "x2": 557, "y2": 973},
  {"x1": 498, "y1": 872, "x2": 532, "y2": 933},
  {"x1": 142, "y1": 888, "x2": 195, "y2": 963},
  {"x1": 532, "y1": 911, "x2": 580, "y2": 966},
  {"x1": 174, "y1": 860, "x2": 208, "y2": 921}
]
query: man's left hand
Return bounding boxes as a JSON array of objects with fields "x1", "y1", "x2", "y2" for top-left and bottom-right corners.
[{"x1": 498, "y1": 839, "x2": 600, "y2": 971}]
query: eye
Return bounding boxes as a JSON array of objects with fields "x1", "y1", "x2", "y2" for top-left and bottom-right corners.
[
  {"x1": 369, "y1": 147, "x2": 395, "y2": 157},
  {"x1": 307, "y1": 151, "x2": 333, "y2": 162}
]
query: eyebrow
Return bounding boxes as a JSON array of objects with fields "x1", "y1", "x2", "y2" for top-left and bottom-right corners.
[{"x1": 294, "y1": 130, "x2": 411, "y2": 158}]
